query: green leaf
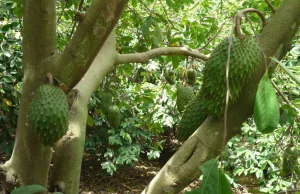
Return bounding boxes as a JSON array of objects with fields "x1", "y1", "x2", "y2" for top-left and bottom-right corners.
[
  {"x1": 11, "y1": 185, "x2": 47, "y2": 194},
  {"x1": 141, "y1": 16, "x2": 153, "y2": 35},
  {"x1": 152, "y1": 25, "x2": 163, "y2": 46},
  {"x1": 87, "y1": 114, "x2": 95, "y2": 127},
  {"x1": 254, "y1": 72, "x2": 280, "y2": 134},
  {"x1": 131, "y1": 0, "x2": 137, "y2": 7},
  {"x1": 186, "y1": 158, "x2": 232, "y2": 194},
  {"x1": 171, "y1": 56, "x2": 180, "y2": 68},
  {"x1": 219, "y1": 171, "x2": 233, "y2": 194}
]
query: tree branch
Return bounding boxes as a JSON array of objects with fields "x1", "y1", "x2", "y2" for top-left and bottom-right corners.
[
  {"x1": 115, "y1": 47, "x2": 209, "y2": 65},
  {"x1": 54, "y1": 0, "x2": 128, "y2": 88},
  {"x1": 264, "y1": 0, "x2": 276, "y2": 13},
  {"x1": 235, "y1": 8, "x2": 268, "y2": 37}
]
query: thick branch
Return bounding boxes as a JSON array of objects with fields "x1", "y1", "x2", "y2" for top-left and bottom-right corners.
[
  {"x1": 23, "y1": 0, "x2": 56, "y2": 68},
  {"x1": 115, "y1": 47, "x2": 209, "y2": 64},
  {"x1": 55, "y1": 0, "x2": 128, "y2": 88}
]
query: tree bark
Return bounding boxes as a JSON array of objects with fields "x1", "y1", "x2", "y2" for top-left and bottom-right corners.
[
  {"x1": 52, "y1": 0, "x2": 128, "y2": 89},
  {"x1": 143, "y1": 0, "x2": 300, "y2": 193},
  {"x1": 49, "y1": 31, "x2": 117, "y2": 194},
  {"x1": 0, "y1": 0, "x2": 57, "y2": 191}
]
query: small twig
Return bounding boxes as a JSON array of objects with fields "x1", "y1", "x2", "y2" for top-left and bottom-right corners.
[
  {"x1": 272, "y1": 125, "x2": 292, "y2": 153},
  {"x1": 127, "y1": 6, "x2": 143, "y2": 21},
  {"x1": 245, "y1": 14, "x2": 259, "y2": 40},
  {"x1": 78, "y1": 0, "x2": 84, "y2": 11},
  {"x1": 199, "y1": 20, "x2": 228, "y2": 51},
  {"x1": 264, "y1": 0, "x2": 276, "y2": 13},
  {"x1": 221, "y1": 16, "x2": 236, "y2": 160},
  {"x1": 70, "y1": 0, "x2": 84, "y2": 37},
  {"x1": 57, "y1": 0, "x2": 69, "y2": 23},
  {"x1": 139, "y1": 0, "x2": 154, "y2": 15},
  {"x1": 235, "y1": 8, "x2": 267, "y2": 37},
  {"x1": 158, "y1": 0, "x2": 175, "y2": 28},
  {"x1": 271, "y1": 80, "x2": 291, "y2": 105}
]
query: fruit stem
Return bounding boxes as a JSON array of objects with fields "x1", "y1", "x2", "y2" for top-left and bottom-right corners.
[
  {"x1": 47, "y1": 73, "x2": 54, "y2": 85},
  {"x1": 234, "y1": 8, "x2": 267, "y2": 37}
]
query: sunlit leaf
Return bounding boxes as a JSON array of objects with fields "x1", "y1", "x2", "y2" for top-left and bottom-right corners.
[
  {"x1": 87, "y1": 115, "x2": 95, "y2": 127},
  {"x1": 152, "y1": 25, "x2": 163, "y2": 46},
  {"x1": 3, "y1": 98, "x2": 13, "y2": 106},
  {"x1": 131, "y1": 0, "x2": 137, "y2": 7},
  {"x1": 254, "y1": 72, "x2": 280, "y2": 134},
  {"x1": 186, "y1": 158, "x2": 232, "y2": 194}
]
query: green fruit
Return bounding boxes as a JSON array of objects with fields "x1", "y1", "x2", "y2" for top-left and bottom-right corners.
[
  {"x1": 177, "y1": 97, "x2": 207, "y2": 141},
  {"x1": 199, "y1": 36, "x2": 260, "y2": 117},
  {"x1": 165, "y1": 70, "x2": 176, "y2": 85},
  {"x1": 107, "y1": 105, "x2": 121, "y2": 128},
  {"x1": 176, "y1": 36, "x2": 260, "y2": 141},
  {"x1": 187, "y1": 70, "x2": 197, "y2": 86},
  {"x1": 176, "y1": 85, "x2": 195, "y2": 113},
  {"x1": 29, "y1": 85, "x2": 69, "y2": 146},
  {"x1": 281, "y1": 146, "x2": 299, "y2": 177},
  {"x1": 100, "y1": 93, "x2": 113, "y2": 115}
]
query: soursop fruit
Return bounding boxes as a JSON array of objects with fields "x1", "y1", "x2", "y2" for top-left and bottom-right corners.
[
  {"x1": 177, "y1": 96, "x2": 207, "y2": 141},
  {"x1": 165, "y1": 70, "x2": 176, "y2": 85},
  {"x1": 29, "y1": 85, "x2": 69, "y2": 146},
  {"x1": 176, "y1": 36, "x2": 260, "y2": 141},
  {"x1": 176, "y1": 85, "x2": 195, "y2": 113},
  {"x1": 100, "y1": 92, "x2": 113, "y2": 115},
  {"x1": 106, "y1": 105, "x2": 121, "y2": 128},
  {"x1": 187, "y1": 70, "x2": 197, "y2": 86},
  {"x1": 199, "y1": 36, "x2": 260, "y2": 117}
]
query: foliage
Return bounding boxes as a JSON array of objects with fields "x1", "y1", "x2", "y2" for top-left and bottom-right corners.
[
  {"x1": 254, "y1": 72, "x2": 280, "y2": 134},
  {"x1": 85, "y1": 66, "x2": 180, "y2": 174},
  {"x1": 222, "y1": 122, "x2": 300, "y2": 193},
  {"x1": 186, "y1": 158, "x2": 232, "y2": 194},
  {"x1": 0, "y1": 0, "x2": 23, "y2": 158}
]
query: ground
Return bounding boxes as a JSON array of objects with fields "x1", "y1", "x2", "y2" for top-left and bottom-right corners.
[
  {"x1": 79, "y1": 153, "x2": 201, "y2": 194},
  {"x1": 0, "y1": 153, "x2": 253, "y2": 194}
]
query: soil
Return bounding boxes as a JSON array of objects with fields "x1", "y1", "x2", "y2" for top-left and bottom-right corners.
[
  {"x1": 0, "y1": 153, "x2": 252, "y2": 194},
  {"x1": 79, "y1": 154, "x2": 201, "y2": 194}
]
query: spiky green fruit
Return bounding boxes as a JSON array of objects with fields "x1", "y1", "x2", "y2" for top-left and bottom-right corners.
[
  {"x1": 177, "y1": 96, "x2": 207, "y2": 141},
  {"x1": 107, "y1": 105, "x2": 121, "y2": 128},
  {"x1": 165, "y1": 70, "x2": 176, "y2": 85},
  {"x1": 100, "y1": 93, "x2": 113, "y2": 115},
  {"x1": 281, "y1": 146, "x2": 299, "y2": 177},
  {"x1": 187, "y1": 70, "x2": 197, "y2": 86},
  {"x1": 29, "y1": 85, "x2": 69, "y2": 146},
  {"x1": 199, "y1": 36, "x2": 260, "y2": 117},
  {"x1": 176, "y1": 85, "x2": 195, "y2": 113}
]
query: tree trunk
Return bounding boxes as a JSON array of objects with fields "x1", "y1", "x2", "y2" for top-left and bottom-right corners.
[
  {"x1": 0, "y1": 1, "x2": 57, "y2": 191},
  {"x1": 143, "y1": 0, "x2": 300, "y2": 193},
  {"x1": 49, "y1": 31, "x2": 117, "y2": 194}
]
